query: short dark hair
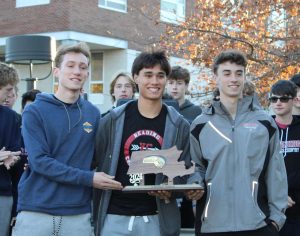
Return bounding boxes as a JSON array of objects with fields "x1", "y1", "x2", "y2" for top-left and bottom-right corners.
[
  {"x1": 168, "y1": 66, "x2": 190, "y2": 84},
  {"x1": 271, "y1": 80, "x2": 297, "y2": 98},
  {"x1": 21, "y1": 89, "x2": 41, "y2": 110},
  {"x1": 54, "y1": 42, "x2": 91, "y2": 68},
  {"x1": 290, "y1": 73, "x2": 300, "y2": 87},
  {"x1": 213, "y1": 50, "x2": 247, "y2": 74},
  {"x1": 131, "y1": 51, "x2": 171, "y2": 77}
]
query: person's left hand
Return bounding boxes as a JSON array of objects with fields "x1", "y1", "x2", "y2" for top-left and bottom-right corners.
[
  {"x1": 148, "y1": 190, "x2": 172, "y2": 203},
  {"x1": 288, "y1": 196, "x2": 296, "y2": 208}
]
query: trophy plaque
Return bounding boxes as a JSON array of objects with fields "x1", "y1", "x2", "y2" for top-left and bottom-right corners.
[{"x1": 122, "y1": 146, "x2": 203, "y2": 192}]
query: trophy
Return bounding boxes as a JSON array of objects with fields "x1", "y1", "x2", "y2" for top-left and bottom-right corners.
[{"x1": 122, "y1": 146, "x2": 203, "y2": 192}]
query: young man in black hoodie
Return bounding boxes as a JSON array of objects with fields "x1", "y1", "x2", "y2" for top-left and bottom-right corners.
[
  {"x1": 270, "y1": 79, "x2": 300, "y2": 236},
  {"x1": 166, "y1": 66, "x2": 202, "y2": 124},
  {"x1": 166, "y1": 66, "x2": 202, "y2": 228}
]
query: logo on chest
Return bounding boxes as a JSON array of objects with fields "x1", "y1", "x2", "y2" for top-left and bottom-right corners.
[
  {"x1": 242, "y1": 122, "x2": 258, "y2": 131},
  {"x1": 83, "y1": 122, "x2": 93, "y2": 133}
]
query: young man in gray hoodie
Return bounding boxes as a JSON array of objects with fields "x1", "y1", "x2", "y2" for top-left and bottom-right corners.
[
  {"x1": 93, "y1": 51, "x2": 200, "y2": 236},
  {"x1": 189, "y1": 50, "x2": 287, "y2": 236}
]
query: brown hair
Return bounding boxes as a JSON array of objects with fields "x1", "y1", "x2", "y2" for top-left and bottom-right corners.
[
  {"x1": 168, "y1": 66, "x2": 190, "y2": 84},
  {"x1": 213, "y1": 49, "x2": 247, "y2": 74},
  {"x1": 109, "y1": 72, "x2": 136, "y2": 102},
  {"x1": 0, "y1": 63, "x2": 19, "y2": 88},
  {"x1": 54, "y1": 42, "x2": 91, "y2": 68},
  {"x1": 243, "y1": 79, "x2": 255, "y2": 96}
]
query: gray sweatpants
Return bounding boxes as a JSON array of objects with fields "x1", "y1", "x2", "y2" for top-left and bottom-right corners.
[
  {"x1": 101, "y1": 214, "x2": 160, "y2": 236},
  {"x1": 12, "y1": 211, "x2": 94, "y2": 236},
  {"x1": 0, "y1": 196, "x2": 13, "y2": 236}
]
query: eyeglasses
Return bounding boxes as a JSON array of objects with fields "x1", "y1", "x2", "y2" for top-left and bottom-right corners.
[{"x1": 269, "y1": 96, "x2": 293, "y2": 103}]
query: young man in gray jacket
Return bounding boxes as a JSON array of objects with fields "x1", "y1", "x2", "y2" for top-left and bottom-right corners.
[
  {"x1": 189, "y1": 50, "x2": 287, "y2": 236},
  {"x1": 93, "y1": 51, "x2": 198, "y2": 236}
]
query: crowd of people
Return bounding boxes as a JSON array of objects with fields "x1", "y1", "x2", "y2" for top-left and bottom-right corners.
[{"x1": 0, "y1": 41, "x2": 299, "y2": 236}]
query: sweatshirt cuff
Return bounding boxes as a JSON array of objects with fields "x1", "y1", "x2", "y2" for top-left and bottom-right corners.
[
  {"x1": 79, "y1": 170, "x2": 94, "y2": 187},
  {"x1": 269, "y1": 213, "x2": 286, "y2": 230}
]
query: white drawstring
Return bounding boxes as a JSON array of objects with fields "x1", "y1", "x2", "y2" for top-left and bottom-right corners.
[
  {"x1": 280, "y1": 128, "x2": 289, "y2": 158},
  {"x1": 128, "y1": 216, "x2": 135, "y2": 231},
  {"x1": 283, "y1": 127, "x2": 289, "y2": 158},
  {"x1": 127, "y1": 216, "x2": 149, "y2": 231},
  {"x1": 61, "y1": 102, "x2": 82, "y2": 133}
]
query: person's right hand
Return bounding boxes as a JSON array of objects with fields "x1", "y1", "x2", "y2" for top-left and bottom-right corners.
[
  {"x1": 0, "y1": 147, "x2": 21, "y2": 170},
  {"x1": 93, "y1": 172, "x2": 123, "y2": 190},
  {"x1": 288, "y1": 196, "x2": 295, "y2": 208}
]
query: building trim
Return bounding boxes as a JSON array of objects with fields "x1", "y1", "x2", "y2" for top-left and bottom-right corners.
[{"x1": 0, "y1": 31, "x2": 128, "y2": 49}]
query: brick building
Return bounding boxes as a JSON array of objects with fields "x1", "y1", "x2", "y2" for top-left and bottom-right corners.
[{"x1": 0, "y1": 0, "x2": 195, "y2": 112}]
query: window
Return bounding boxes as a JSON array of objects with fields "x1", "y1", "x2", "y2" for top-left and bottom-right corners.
[
  {"x1": 98, "y1": 0, "x2": 127, "y2": 12},
  {"x1": 16, "y1": 0, "x2": 50, "y2": 8},
  {"x1": 160, "y1": 0, "x2": 185, "y2": 24},
  {"x1": 90, "y1": 53, "x2": 103, "y2": 94}
]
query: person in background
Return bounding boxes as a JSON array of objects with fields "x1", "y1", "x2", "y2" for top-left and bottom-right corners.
[
  {"x1": 165, "y1": 65, "x2": 202, "y2": 228},
  {"x1": 21, "y1": 89, "x2": 41, "y2": 112},
  {"x1": 6, "y1": 89, "x2": 42, "y2": 233},
  {"x1": 269, "y1": 80, "x2": 300, "y2": 236},
  {"x1": 290, "y1": 74, "x2": 300, "y2": 116},
  {"x1": 242, "y1": 79, "x2": 255, "y2": 97},
  {"x1": 166, "y1": 66, "x2": 202, "y2": 124},
  {"x1": 102, "y1": 72, "x2": 136, "y2": 117},
  {"x1": 3, "y1": 86, "x2": 18, "y2": 109},
  {"x1": 0, "y1": 63, "x2": 21, "y2": 236},
  {"x1": 12, "y1": 42, "x2": 122, "y2": 236},
  {"x1": 190, "y1": 50, "x2": 287, "y2": 236}
]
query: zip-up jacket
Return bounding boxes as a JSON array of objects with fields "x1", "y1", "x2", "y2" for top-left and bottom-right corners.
[
  {"x1": 190, "y1": 96, "x2": 287, "y2": 233},
  {"x1": 273, "y1": 115, "x2": 300, "y2": 219},
  {"x1": 93, "y1": 100, "x2": 191, "y2": 236},
  {"x1": 18, "y1": 93, "x2": 100, "y2": 215}
]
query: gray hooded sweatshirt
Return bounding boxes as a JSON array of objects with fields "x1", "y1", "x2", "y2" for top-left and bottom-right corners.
[{"x1": 93, "y1": 100, "x2": 192, "y2": 236}]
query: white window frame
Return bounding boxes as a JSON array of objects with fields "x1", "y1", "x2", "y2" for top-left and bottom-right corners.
[
  {"x1": 88, "y1": 52, "x2": 104, "y2": 104},
  {"x1": 98, "y1": 0, "x2": 127, "y2": 13},
  {"x1": 16, "y1": 0, "x2": 50, "y2": 8},
  {"x1": 160, "y1": 0, "x2": 186, "y2": 24}
]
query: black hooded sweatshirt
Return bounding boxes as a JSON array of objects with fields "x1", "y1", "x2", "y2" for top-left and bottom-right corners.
[{"x1": 273, "y1": 115, "x2": 300, "y2": 219}]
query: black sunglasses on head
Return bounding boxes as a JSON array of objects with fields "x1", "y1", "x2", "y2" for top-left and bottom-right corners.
[{"x1": 269, "y1": 96, "x2": 293, "y2": 103}]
